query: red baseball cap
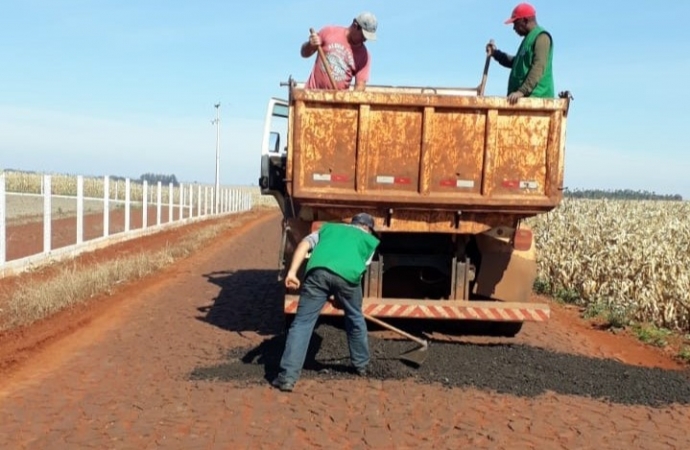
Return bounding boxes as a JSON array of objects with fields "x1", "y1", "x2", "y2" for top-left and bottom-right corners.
[{"x1": 504, "y1": 3, "x2": 536, "y2": 24}]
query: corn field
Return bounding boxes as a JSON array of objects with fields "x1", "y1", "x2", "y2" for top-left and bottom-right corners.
[
  {"x1": 528, "y1": 198, "x2": 690, "y2": 332},
  {"x1": 4, "y1": 170, "x2": 181, "y2": 203},
  {"x1": 1, "y1": 170, "x2": 276, "y2": 208}
]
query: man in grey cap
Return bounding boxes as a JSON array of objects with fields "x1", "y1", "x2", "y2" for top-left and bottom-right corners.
[
  {"x1": 301, "y1": 12, "x2": 377, "y2": 91},
  {"x1": 272, "y1": 212, "x2": 380, "y2": 392}
]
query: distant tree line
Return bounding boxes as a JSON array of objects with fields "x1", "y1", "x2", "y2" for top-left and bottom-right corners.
[
  {"x1": 564, "y1": 188, "x2": 683, "y2": 201},
  {"x1": 139, "y1": 173, "x2": 179, "y2": 187}
]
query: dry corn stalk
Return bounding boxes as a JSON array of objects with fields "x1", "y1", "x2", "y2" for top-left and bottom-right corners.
[{"x1": 527, "y1": 198, "x2": 690, "y2": 331}]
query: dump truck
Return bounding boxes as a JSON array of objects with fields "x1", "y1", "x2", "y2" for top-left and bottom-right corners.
[{"x1": 259, "y1": 74, "x2": 572, "y2": 337}]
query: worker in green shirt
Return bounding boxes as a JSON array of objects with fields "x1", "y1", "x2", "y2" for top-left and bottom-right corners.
[
  {"x1": 272, "y1": 213, "x2": 380, "y2": 392},
  {"x1": 486, "y1": 2, "x2": 555, "y2": 104}
]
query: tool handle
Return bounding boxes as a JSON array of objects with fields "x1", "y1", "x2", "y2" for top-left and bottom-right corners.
[
  {"x1": 477, "y1": 40, "x2": 495, "y2": 96},
  {"x1": 309, "y1": 28, "x2": 338, "y2": 90},
  {"x1": 478, "y1": 54, "x2": 492, "y2": 96},
  {"x1": 363, "y1": 313, "x2": 428, "y2": 347}
]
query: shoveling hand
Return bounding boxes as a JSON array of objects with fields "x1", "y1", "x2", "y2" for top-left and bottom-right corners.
[
  {"x1": 285, "y1": 271, "x2": 300, "y2": 290},
  {"x1": 309, "y1": 27, "x2": 337, "y2": 90}
]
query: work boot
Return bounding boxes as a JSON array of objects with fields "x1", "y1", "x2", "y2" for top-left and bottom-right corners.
[{"x1": 271, "y1": 377, "x2": 294, "y2": 392}]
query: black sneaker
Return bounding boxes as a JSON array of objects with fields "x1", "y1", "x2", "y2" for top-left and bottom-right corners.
[
  {"x1": 271, "y1": 378, "x2": 295, "y2": 392},
  {"x1": 356, "y1": 367, "x2": 368, "y2": 377}
]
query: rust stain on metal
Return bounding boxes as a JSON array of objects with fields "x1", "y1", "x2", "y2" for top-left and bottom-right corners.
[
  {"x1": 473, "y1": 230, "x2": 537, "y2": 303},
  {"x1": 366, "y1": 106, "x2": 421, "y2": 192},
  {"x1": 311, "y1": 207, "x2": 527, "y2": 235},
  {"x1": 419, "y1": 106, "x2": 434, "y2": 195},
  {"x1": 491, "y1": 111, "x2": 549, "y2": 196},
  {"x1": 286, "y1": 87, "x2": 569, "y2": 231},
  {"x1": 429, "y1": 109, "x2": 485, "y2": 196},
  {"x1": 295, "y1": 103, "x2": 358, "y2": 194},
  {"x1": 355, "y1": 104, "x2": 371, "y2": 193}
]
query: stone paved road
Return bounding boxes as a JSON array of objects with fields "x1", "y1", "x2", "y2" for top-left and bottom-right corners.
[{"x1": 0, "y1": 211, "x2": 689, "y2": 449}]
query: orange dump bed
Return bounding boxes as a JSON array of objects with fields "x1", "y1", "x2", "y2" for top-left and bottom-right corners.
[{"x1": 286, "y1": 87, "x2": 571, "y2": 228}]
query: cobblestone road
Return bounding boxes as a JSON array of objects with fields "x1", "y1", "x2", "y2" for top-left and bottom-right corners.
[{"x1": 0, "y1": 211, "x2": 688, "y2": 449}]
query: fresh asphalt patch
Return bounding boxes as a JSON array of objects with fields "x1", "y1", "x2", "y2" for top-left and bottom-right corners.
[{"x1": 190, "y1": 320, "x2": 690, "y2": 407}]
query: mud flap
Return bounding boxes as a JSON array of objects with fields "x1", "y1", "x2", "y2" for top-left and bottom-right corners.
[{"x1": 472, "y1": 228, "x2": 537, "y2": 303}]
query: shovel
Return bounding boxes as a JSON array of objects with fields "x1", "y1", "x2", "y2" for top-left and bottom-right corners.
[
  {"x1": 309, "y1": 28, "x2": 338, "y2": 90},
  {"x1": 363, "y1": 313, "x2": 429, "y2": 367},
  {"x1": 477, "y1": 40, "x2": 494, "y2": 96}
]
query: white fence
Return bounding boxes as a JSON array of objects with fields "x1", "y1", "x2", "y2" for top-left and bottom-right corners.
[{"x1": 0, "y1": 173, "x2": 253, "y2": 277}]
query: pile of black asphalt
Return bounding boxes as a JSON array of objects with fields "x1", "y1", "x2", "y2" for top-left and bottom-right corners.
[{"x1": 190, "y1": 319, "x2": 690, "y2": 407}]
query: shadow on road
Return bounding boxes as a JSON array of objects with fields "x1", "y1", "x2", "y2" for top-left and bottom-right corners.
[
  {"x1": 190, "y1": 321, "x2": 690, "y2": 407},
  {"x1": 196, "y1": 268, "x2": 528, "y2": 339},
  {"x1": 195, "y1": 269, "x2": 285, "y2": 336}
]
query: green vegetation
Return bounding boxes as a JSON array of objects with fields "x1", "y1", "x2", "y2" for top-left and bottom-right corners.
[{"x1": 563, "y1": 188, "x2": 683, "y2": 201}]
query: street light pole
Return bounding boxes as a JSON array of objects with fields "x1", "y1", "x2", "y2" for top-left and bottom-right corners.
[{"x1": 212, "y1": 102, "x2": 221, "y2": 214}]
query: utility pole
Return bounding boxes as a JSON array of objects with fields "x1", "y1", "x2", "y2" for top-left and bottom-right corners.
[{"x1": 212, "y1": 102, "x2": 221, "y2": 213}]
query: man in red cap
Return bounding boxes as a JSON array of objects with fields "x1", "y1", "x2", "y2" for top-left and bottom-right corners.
[{"x1": 486, "y1": 3, "x2": 554, "y2": 104}]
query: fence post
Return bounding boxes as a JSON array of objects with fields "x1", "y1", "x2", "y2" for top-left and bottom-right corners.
[
  {"x1": 168, "y1": 182, "x2": 173, "y2": 223},
  {"x1": 0, "y1": 173, "x2": 6, "y2": 265},
  {"x1": 125, "y1": 178, "x2": 131, "y2": 232},
  {"x1": 143, "y1": 181, "x2": 148, "y2": 229},
  {"x1": 103, "y1": 175, "x2": 110, "y2": 237},
  {"x1": 189, "y1": 184, "x2": 194, "y2": 219},
  {"x1": 197, "y1": 185, "x2": 201, "y2": 217},
  {"x1": 77, "y1": 175, "x2": 84, "y2": 245},
  {"x1": 156, "y1": 181, "x2": 162, "y2": 226},
  {"x1": 178, "y1": 183, "x2": 184, "y2": 221},
  {"x1": 43, "y1": 174, "x2": 52, "y2": 253}
]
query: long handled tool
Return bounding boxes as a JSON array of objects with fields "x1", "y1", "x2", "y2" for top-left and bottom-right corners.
[
  {"x1": 363, "y1": 313, "x2": 429, "y2": 367},
  {"x1": 309, "y1": 28, "x2": 338, "y2": 90},
  {"x1": 477, "y1": 40, "x2": 494, "y2": 96}
]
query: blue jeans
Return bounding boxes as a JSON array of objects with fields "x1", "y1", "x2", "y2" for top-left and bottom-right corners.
[{"x1": 277, "y1": 268, "x2": 369, "y2": 384}]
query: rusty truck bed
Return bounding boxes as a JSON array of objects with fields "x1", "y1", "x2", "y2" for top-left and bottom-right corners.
[{"x1": 286, "y1": 87, "x2": 570, "y2": 223}]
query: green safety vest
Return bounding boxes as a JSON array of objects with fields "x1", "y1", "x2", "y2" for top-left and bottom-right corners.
[
  {"x1": 507, "y1": 26, "x2": 554, "y2": 98},
  {"x1": 305, "y1": 223, "x2": 380, "y2": 284}
]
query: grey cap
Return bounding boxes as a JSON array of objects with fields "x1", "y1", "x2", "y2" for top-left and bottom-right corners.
[
  {"x1": 351, "y1": 212, "x2": 375, "y2": 231},
  {"x1": 355, "y1": 12, "x2": 377, "y2": 41}
]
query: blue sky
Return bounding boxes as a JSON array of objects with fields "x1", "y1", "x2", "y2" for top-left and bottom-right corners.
[{"x1": 1, "y1": 1, "x2": 688, "y2": 198}]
